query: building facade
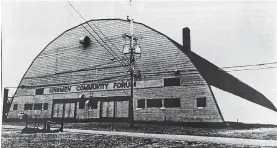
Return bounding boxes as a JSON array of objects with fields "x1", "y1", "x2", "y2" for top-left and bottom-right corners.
[{"x1": 7, "y1": 19, "x2": 276, "y2": 123}]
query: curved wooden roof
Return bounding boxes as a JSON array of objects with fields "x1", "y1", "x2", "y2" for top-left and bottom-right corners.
[{"x1": 14, "y1": 18, "x2": 276, "y2": 112}]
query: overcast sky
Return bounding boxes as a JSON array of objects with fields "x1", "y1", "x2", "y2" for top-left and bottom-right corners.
[{"x1": 2, "y1": 1, "x2": 277, "y2": 124}]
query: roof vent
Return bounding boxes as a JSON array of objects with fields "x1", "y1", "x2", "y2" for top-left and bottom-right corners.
[
  {"x1": 174, "y1": 70, "x2": 180, "y2": 76},
  {"x1": 79, "y1": 36, "x2": 90, "y2": 47}
]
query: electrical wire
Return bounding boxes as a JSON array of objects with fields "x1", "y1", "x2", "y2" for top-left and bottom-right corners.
[
  {"x1": 23, "y1": 68, "x2": 201, "y2": 82},
  {"x1": 66, "y1": 1, "x2": 130, "y2": 70},
  {"x1": 222, "y1": 61, "x2": 277, "y2": 69},
  {"x1": 62, "y1": 10, "x2": 129, "y2": 72},
  {"x1": 18, "y1": 64, "x2": 277, "y2": 88},
  {"x1": 66, "y1": 1, "x2": 131, "y2": 64},
  {"x1": 22, "y1": 57, "x2": 277, "y2": 81},
  {"x1": 23, "y1": 63, "x2": 129, "y2": 79},
  {"x1": 226, "y1": 66, "x2": 277, "y2": 72},
  {"x1": 19, "y1": 72, "x2": 208, "y2": 89},
  {"x1": 10, "y1": 3, "x2": 277, "y2": 92},
  {"x1": 22, "y1": 61, "x2": 277, "y2": 81}
]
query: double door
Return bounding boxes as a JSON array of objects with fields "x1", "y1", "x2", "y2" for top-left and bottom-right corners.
[
  {"x1": 101, "y1": 100, "x2": 129, "y2": 118},
  {"x1": 51, "y1": 97, "x2": 129, "y2": 120},
  {"x1": 52, "y1": 99, "x2": 77, "y2": 119}
]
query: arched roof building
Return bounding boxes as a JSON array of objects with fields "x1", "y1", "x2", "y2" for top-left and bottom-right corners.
[{"x1": 8, "y1": 19, "x2": 276, "y2": 124}]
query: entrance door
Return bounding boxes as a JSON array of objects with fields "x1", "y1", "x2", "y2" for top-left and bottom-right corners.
[
  {"x1": 64, "y1": 103, "x2": 75, "y2": 118},
  {"x1": 53, "y1": 103, "x2": 63, "y2": 118},
  {"x1": 100, "y1": 99, "x2": 129, "y2": 119},
  {"x1": 115, "y1": 101, "x2": 129, "y2": 118},
  {"x1": 52, "y1": 99, "x2": 77, "y2": 119},
  {"x1": 101, "y1": 101, "x2": 114, "y2": 118},
  {"x1": 87, "y1": 100, "x2": 100, "y2": 119}
]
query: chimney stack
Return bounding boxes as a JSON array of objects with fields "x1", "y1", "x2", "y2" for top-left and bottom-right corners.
[{"x1": 183, "y1": 27, "x2": 191, "y2": 51}]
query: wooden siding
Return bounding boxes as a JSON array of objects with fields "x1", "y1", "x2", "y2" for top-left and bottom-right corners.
[
  {"x1": 9, "y1": 19, "x2": 223, "y2": 122},
  {"x1": 20, "y1": 20, "x2": 197, "y2": 87}
]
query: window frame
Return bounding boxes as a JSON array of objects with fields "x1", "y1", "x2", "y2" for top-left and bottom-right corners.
[
  {"x1": 13, "y1": 104, "x2": 18, "y2": 110},
  {"x1": 33, "y1": 103, "x2": 43, "y2": 110},
  {"x1": 147, "y1": 99, "x2": 162, "y2": 108},
  {"x1": 164, "y1": 98, "x2": 181, "y2": 108},
  {"x1": 89, "y1": 100, "x2": 98, "y2": 109},
  {"x1": 43, "y1": 103, "x2": 48, "y2": 110},
  {"x1": 197, "y1": 97, "x2": 207, "y2": 108},
  {"x1": 79, "y1": 99, "x2": 86, "y2": 109},
  {"x1": 137, "y1": 99, "x2": 145, "y2": 108},
  {"x1": 164, "y1": 78, "x2": 181, "y2": 86},
  {"x1": 35, "y1": 88, "x2": 44, "y2": 95},
  {"x1": 24, "y1": 103, "x2": 33, "y2": 111}
]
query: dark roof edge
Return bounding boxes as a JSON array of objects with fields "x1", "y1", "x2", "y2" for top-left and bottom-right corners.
[
  {"x1": 115, "y1": 18, "x2": 276, "y2": 112},
  {"x1": 131, "y1": 18, "x2": 276, "y2": 112},
  {"x1": 184, "y1": 50, "x2": 277, "y2": 112}
]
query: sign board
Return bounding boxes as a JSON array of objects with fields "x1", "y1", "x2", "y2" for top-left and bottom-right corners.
[{"x1": 43, "y1": 79, "x2": 163, "y2": 94}]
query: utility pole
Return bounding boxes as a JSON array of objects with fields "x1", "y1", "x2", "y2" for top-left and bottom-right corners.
[
  {"x1": 2, "y1": 88, "x2": 9, "y2": 120},
  {"x1": 123, "y1": 16, "x2": 141, "y2": 128},
  {"x1": 129, "y1": 18, "x2": 134, "y2": 128}
]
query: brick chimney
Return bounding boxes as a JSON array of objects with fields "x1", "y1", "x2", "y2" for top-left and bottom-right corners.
[{"x1": 183, "y1": 27, "x2": 191, "y2": 51}]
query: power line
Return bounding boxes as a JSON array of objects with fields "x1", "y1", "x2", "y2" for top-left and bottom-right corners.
[
  {"x1": 21, "y1": 46, "x2": 277, "y2": 79},
  {"x1": 66, "y1": 1, "x2": 128, "y2": 61},
  {"x1": 226, "y1": 66, "x2": 277, "y2": 72},
  {"x1": 21, "y1": 60, "x2": 277, "y2": 80},
  {"x1": 19, "y1": 69, "x2": 204, "y2": 88},
  {"x1": 18, "y1": 65, "x2": 277, "y2": 88},
  {"x1": 6, "y1": 65, "x2": 277, "y2": 89},
  {"x1": 7, "y1": 63, "x2": 275, "y2": 91},
  {"x1": 64, "y1": 6, "x2": 82, "y2": 23},
  {"x1": 66, "y1": 1, "x2": 130, "y2": 70},
  {"x1": 24, "y1": 70, "x2": 128, "y2": 80},
  {"x1": 222, "y1": 61, "x2": 277, "y2": 69},
  {"x1": 64, "y1": 4, "x2": 129, "y2": 72},
  {"x1": 10, "y1": 3, "x2": 277, "y2": 89},
  {"x1": 40, "y1": 35, "x2": 123, "y2": 57},
  {"x1": 21, "y1": 71, "x2": 201, "y2": 87},
  {"x1": 23, "y1": 61, "x2": 129, "y2": 79}
]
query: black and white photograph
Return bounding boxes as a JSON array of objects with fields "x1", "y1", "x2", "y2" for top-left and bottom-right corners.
[{"x1": 1, "y1": 0, "x2": 277, "y2": 147}]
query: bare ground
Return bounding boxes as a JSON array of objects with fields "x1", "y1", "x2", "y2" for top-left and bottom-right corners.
[
  {"x1": 1, "y1": 126, "x2": 260, "y2": 148},
  {"x1": 2, "y1": 121, "x2": 277, "y2": 140}
]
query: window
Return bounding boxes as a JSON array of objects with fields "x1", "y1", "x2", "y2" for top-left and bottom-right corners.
[
  {"x1": 43, "y1": 103, "x2": 48, "y2": 110},
  {"x1": 197, "y1": 97, "x2": 207, "y2": 108},
  {"x1": 79, "y1": 99, "x2": 86, "y2": 109},
  {"x1": 164, "y1": 98, "x2": 180, "y2": 107},
  {"x1": 35, "y1": 88, "x2": 44, "y2": 95},
  {"x1": 164, "y1": 78, "x2": 180, "y2": 86},
  {"x1": 147, "y1": 99, "x2": 162, "y2": 108},
  {"x1": 89, "y1": 100, "x2": 98, "y2": 109},
  {"x1": 13, "y1": 104, "x2": 18, "y2": 110},
  {"x1": 24, "y1": 104, "x2": 33, "y2": 110},
  {"x1": 79, "y1": 94, "x2": 86, "y2": 109},
  {"x1": 33, "y1": 103, "x2": 43, "y2": 110},
  {"x1": 79, "y1": 101, "x2": 85, "y2": 109},
  {"x1": 137, "y1": 99, "x2": 145, "y2": 108}
]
